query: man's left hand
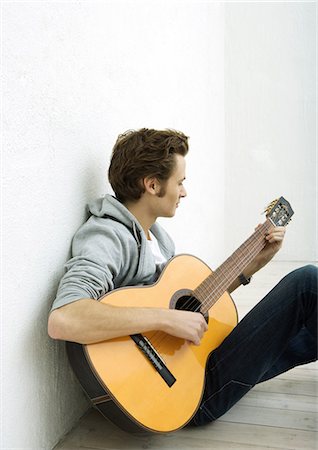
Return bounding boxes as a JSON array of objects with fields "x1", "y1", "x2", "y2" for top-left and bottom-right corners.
[{"x1": 254, "y1": 225, "x2": 286, "y2": 269}]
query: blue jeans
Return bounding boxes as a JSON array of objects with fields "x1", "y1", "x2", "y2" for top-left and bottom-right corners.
[{"x1": 191, "y1": 265, "x2": 318, "y2": 426}]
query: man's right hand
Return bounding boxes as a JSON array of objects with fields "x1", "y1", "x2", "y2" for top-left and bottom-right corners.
[{"x1": 161, "y1": 309, "x2": 208, "y2": 346}]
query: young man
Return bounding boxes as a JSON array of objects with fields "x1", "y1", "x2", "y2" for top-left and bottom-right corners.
[{"x1": 48, "y1": 128, "x2": 317, "y2": 426}]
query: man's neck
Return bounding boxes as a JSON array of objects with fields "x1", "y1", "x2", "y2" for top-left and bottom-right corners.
[{"x1": 124, "y1": 199, "x2": 156, "y2": 239}]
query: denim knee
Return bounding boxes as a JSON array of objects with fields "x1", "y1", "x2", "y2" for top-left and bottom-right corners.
[
  {"x1": 285, "y1": 264, "x2": 317, "y2": 292},
  {"x1": 304, "y1": 264, "x2": 318, "y2": 282},
  {"x1": 290, "y1": 265, "x2": 317, "y2": 337},
  {"x1": 298, "y1": 264, "x2": 317, "y2": 278}
]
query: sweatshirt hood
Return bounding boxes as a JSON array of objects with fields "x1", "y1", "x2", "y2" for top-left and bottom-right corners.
[{"x1": 88, "y1": 194, "x2": 139, "y2": 229}]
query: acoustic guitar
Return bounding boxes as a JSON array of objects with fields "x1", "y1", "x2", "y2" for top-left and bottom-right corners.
[{"x1": 66, "y1": 197, "x2": 294, "y2": 434}]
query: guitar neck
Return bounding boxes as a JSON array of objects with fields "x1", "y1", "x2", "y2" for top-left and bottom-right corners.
[{"x1": 195, "y1": 219, "x2": 273, "y2": 313}]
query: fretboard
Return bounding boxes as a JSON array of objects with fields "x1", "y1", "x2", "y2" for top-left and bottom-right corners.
[{"x1": 194, "y1": 219, "x2": 273, "y2": 314}]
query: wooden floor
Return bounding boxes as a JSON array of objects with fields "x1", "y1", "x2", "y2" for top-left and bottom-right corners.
[{"x1": 54, "y1": 262, "x2": 317, "y2": 450}]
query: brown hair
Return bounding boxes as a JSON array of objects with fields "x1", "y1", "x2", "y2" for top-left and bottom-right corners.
[{"x1": 108, "y1": 128, "x2": 189, "y2": 203}]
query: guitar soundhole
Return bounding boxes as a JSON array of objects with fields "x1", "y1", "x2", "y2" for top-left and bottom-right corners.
[{"x1": 172, "y1": 290, "x2": 208, "y2": 323}]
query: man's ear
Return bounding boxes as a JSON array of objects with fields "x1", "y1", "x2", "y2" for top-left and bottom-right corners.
[{"x1": 143, "y1": 176, "x2": 161, "y2": 195}]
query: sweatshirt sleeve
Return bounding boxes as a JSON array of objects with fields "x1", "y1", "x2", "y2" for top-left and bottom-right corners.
[{"x1": 50, "y1": 219, "x2": 127, "y2": 311}]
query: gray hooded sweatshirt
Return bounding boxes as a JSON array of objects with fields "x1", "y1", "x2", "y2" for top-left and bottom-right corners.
[{"x1": 51, "y1": 195, "x2": 175, "y2": 311}]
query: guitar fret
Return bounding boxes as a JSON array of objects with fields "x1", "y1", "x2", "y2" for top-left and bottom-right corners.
[{"x1": 194, "y1": 220, "x2": 272, "y2": 313}]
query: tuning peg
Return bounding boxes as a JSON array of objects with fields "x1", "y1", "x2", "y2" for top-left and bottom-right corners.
[
  {"x1": 264, "y1": 197, "x2": 294, "y2": 225},
  {"x1": 264, "y1": 198, "x2": 279, "y2": 215}
]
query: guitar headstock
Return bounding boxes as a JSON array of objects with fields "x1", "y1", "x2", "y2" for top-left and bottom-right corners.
[{"x1": 265, "y1": 197, "x2": 294, "y2": 227}]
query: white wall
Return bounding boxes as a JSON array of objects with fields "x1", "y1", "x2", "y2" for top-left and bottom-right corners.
[
  {"x1": 224, "y1": 2, "x2": 316, "y2": 262},
  {"x1": 2, "y1": 2, "x2": 224, "y2": 449},
  {"x1": 2, "y1": 2, "x2": 315, "y2": 449}
]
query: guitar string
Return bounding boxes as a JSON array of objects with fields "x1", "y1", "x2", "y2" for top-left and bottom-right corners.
[
  {"x1": 186, "y1": 222, "x2": 270, "y2": 313},
  {"x1": 195, "y1": 225, "x2": 264, "y2": 306},
  {"x1": 198, "y1": 230, "x2": 268, "y2": 311},
  {"x1": 182, "y1": 221, "x2": 271, "y2": 314},
  {"x1": 147, "y1": 223, "x2": 270, "y2": 349},
  {"x1": 147, "y1": 239, "x2": 265, "y2": 350},
  {"x1": 147, "y1": 222, "x2": 272, "y2": 349},
  {"x1": 146, "y1": 211, "x2": 291, "y2": 351},
  {"x1": 140, "y1": 206, "x2": 290, "y2": 350},
  {"x1": 160, "y1": 217, "x2": 284, "y2": 349}
]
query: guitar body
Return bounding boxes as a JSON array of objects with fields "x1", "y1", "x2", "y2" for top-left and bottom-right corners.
[{"x1": 66, "y1": 254, "x2": 238, "y2": 433}]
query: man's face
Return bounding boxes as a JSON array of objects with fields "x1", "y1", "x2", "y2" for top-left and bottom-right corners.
[{"x1": 155, "y1": 154, "x2": 187, "y2": 217}]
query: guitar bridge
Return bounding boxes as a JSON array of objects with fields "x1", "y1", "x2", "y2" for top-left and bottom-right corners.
[{"x1": 130, "y1": 334, "x2": 176, "y2": 387}]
